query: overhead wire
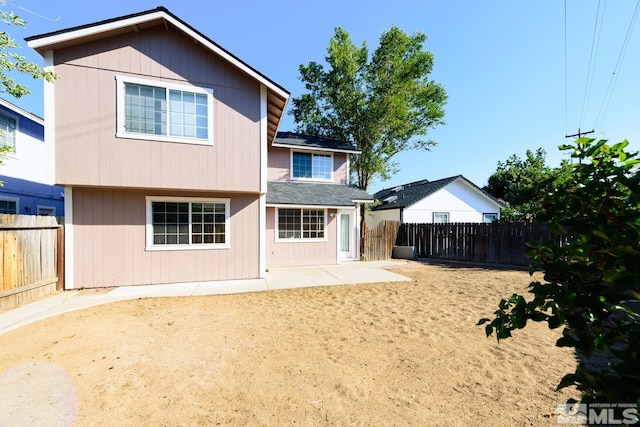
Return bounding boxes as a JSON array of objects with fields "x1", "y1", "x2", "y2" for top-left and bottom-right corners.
[
  {"x1": 578, "y1": 0, "x2": 605, "y2": 129},
  {"x1": 593, "y1": 0, "x2": 640, "y2": 131}
]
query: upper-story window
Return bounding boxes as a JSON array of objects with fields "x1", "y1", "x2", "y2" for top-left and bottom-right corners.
[
  {"x1": 292, "y1": 151, "x2": 332, "y2": 180},
  {"x1": 116, "y1": 76, "x2": 214, "y2": 146},
  {"x1": 0, "y1": 113, "x2": 16, "y2": 151}
]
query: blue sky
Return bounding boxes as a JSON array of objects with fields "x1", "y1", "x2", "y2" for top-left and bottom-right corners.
[{"x1": 4, "y1": 0, "x2": 640, "y2": 193}]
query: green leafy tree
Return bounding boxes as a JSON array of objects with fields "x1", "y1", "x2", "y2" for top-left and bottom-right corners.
[
  {"x1": 483, "y1": 148, "x2": 573, "y2": 221},
  {"x1": 291, "y1": 26, "x2": 447, "y2": 192},
  {"x1": 0, "y1": 4, "x2": 57, "y2": 171},
  {"x1": 479, "y1": 138, "x2": 640, "y2": 405}
]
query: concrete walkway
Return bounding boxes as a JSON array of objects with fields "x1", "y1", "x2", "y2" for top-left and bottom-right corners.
[{"x1": 0, "y1": 261, "x2": 410, "y2": 335}]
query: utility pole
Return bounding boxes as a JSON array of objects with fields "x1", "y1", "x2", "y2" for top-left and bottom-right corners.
[
  {"x1": 565, "y1": 129, "x2": 595, "y2": 164},
  {"x1": 565, "y1": 128, "x2": 594, "y2": 139}
]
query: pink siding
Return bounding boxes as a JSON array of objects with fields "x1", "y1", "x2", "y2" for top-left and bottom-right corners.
[
  {"x1": 267, "y1": 147, "x2": 349, "y2": 184},
  {"x1": 53, "y1": 24, "x2": 261, "y2": 192},
  {"x1": 72, "y1": 187, "x2": 260, "y2": 288},
  {"x1": 265, "y1": 207, "x2": 338, "y2": 268},
  {"x1": 267, "y1": 146, "x2": 290, "y2": 181}
]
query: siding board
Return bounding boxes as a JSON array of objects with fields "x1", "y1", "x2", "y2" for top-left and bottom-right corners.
[
  {"x1": 71, "y1": 188, "x2": 260, "y2": 288},
  {"x1": 53, "y1": 25, "x2": 261, "y2": 192}
]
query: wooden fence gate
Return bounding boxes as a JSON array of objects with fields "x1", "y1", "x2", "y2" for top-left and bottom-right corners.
[
  {"x1": 362, "y1": 220, "x2": 400, "y2": 261},
  {"x1": 0, "y1": 215, "x2": 64, "y2": 312}
]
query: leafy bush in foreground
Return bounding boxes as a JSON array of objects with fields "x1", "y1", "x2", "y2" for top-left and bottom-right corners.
[{"x1": 479, "y1": 138, "x2": 640, "y2": 405}]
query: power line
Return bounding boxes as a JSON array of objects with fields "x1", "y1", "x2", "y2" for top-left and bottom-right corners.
[
  {"x1": 579, "y1": 0, "x2": 606, "y2": 129},
  {"x1": 593, "y1": 0, "x2": 640, "y2": 131}
]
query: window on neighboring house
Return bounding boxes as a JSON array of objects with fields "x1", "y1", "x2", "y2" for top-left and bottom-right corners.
[
  {"x1": 0, "y1": 198, "x2": 17, "y2": 214},
  {"x1": 0, "y1": 113, "x2": 16, "y2": 151},
  {"x1": 433, "y1": 212, "x2": 449, "y2": 223},
  {"x1": 483, "y1": 213, "x2": 498, "y2": 223},
  {"x1": 117, "y1": 76, "x2": 213, "y2": 145},
  {"x1": 292, "y1": 152, "x2": 332, "y2": 180},
  {"x1": 277, "y1": 208, "x2": 326, "y2": 240},
  {"x1": 37, "y1": 206, "x2": 56, "y2": 216},
  {"x1": 146, "y1": 197, "x2": 229, "y2": 250}
]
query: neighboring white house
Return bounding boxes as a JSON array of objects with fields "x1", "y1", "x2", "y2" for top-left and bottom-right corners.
[
  {"x1": 367, "y1": 175, "x2": 505, "y2": 227},
  {"x1": 0, "y1": 97, "x2": 64, "y2": 216}
]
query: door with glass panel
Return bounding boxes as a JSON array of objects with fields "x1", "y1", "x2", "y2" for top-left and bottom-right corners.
[{"x1": 338, "y1": 210, "x2": 355, "y2": 260}]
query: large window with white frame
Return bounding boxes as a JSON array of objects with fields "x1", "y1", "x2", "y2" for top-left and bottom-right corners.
[
  {"x1": 146, "y1": 196, "x2": 229, "y2": 250},
  {"x1": 116, "y1": 75, "x2": 214, "y2": 146},
  {"x1": 291, "y1": 151, "x2": 332, "y2": 180},
  {"x1": 277, "y1": 208, "x2": 326, "y2": 240},
  {"x1": 0, "y1": 112, "x2": 16, "y2": 151}
]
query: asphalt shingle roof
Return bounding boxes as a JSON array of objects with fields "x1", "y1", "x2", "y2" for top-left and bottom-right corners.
[
  {"x1": 274, "y1": 132, "x2": 359, "y2": 153},
  {"x1": 267, "y1": 181, "x2": 373, "y2": 207},
  {"x1": 372, "y1": 175, "x2": 505, "y2": 211}
]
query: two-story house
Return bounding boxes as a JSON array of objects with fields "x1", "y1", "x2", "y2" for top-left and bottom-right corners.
[
  {"x1": 26, "y1": 7, "x2": 371, "y2": 289},
  {"x1": 0, "y1": 98, "x2": 64, "y2": 216}
]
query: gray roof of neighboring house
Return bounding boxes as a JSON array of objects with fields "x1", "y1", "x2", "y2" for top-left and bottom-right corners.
[
  {"x1": 267, "y1": 181, "x2": 373, "y2": 207},
  {"x1": 273, "y1": 132, "x2": 360, "y2": 153},
  {"x1": 372, "y1": 175, "x2": 505, "y2": 211}
]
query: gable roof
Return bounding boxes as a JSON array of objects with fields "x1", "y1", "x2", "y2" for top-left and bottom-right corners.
[
  {"x1": 273, "y1": 132, "x2": 360, "y2": 154},
  {"x1": 25, "y1": 7, "x2": 289, "y2": 144},
  {"x1": 266, "y1": 181, "x2": 373, "y2": 207},
  {"x1": 0, "y1": 98, "x2": 43, "y2": 125},
  {"x1": 372, "y1": 175, "x2": 505, "y2": 211}
]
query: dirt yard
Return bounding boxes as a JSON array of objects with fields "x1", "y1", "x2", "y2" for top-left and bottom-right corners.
[{"x1": 0, "y1": 263, "x2": 580, "y2": 426}]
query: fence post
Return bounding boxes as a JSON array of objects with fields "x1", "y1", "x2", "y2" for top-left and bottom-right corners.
[{"x1": 57, "y1": 225, "x2": 65, "y2": 291}]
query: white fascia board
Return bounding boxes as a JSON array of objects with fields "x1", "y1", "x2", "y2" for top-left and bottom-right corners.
[
  {"x1": 266, "y1": 203, "x2": 354, "y2": 210},
  {"x1": 271, "y1": 142, "x2": 360, "y2": 154},
  {"x1": 27, "y1": 11, "x2": 289, "y2": 100}
]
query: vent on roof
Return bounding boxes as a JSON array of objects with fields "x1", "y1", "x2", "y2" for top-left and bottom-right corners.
[
  {"x1": 383, "y1": 195, "x2": 398, "y2": 203},
  {"x1": 392, "y1": 186, "x2": 404, "y2": 192}
]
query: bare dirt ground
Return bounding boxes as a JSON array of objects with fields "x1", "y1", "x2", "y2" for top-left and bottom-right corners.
[{"x1": 0, "y1": 263, "x2": 580, "y2": 426}]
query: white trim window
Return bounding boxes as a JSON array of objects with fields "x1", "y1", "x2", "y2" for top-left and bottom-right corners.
[
  {"x1": 483, "y1": 213, "x2": 498, "y2": 223},
  {"x1": 277, "y1": 208, "x2": 326, "y2": 240},
  {"x1": 0, "y1": 196, "x2": 18, "y2": 214},
  {"x1": 0, "y1": 112, "x2": 17, "y2": 152},
  {"x1": 146, "y1": 196, "x2": 230, "y2": 250},
  {"x1": 116, "y1": 75, "x2": 214, "y2": 146},
  {"x1": 433, "y1": 212, "x2": 450, "y2": 224},
  {"x1": 291, "y1": 151, "x2": 332, "y2": 181}
]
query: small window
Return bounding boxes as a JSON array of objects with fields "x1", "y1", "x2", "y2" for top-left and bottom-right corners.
[
  {"x1": 433, "y1": 212, "x2": 449, "y2": 224},
  {"x1": 277, "y1": 208, "x2": 326, "y2": 240},
  {"x1": 37, "y1": 206, "x2": 56, "y2": 216},
  {"x1": 483, "y1": 213, "x2": 498, "y2": 223},
  {"x1": 0, "y1": 198, "x2": 17, "y2": 214},
  {"x1": 117, "y1": 76, "x2": 213, "y2": 146},
  {"x1": 292, "y1": 152, "x2": 332, "y2": 180},
  {"x1": 146, "y1": 197, "x2": 229, "y2": 250},
  {"x1": 0, "y1": 113, "x2": 16, "y2": 151}
]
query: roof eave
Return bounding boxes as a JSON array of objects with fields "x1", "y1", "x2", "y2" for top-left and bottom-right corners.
[{"x1": 271, "y1": 142, "x2": 361, "y2": 154}]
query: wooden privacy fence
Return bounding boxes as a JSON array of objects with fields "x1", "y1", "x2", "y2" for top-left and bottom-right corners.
[
  {"x1": 396, "y1": 222, "x2": 574, "y2": 266},
  {"x1": 362, "y1": 220, "x2": 400, "y2": 261},
  {"x1": 0, "y1": 215, "x2": 64, "y2": 312}
]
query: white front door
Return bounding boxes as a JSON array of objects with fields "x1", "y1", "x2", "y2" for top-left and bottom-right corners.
[{"x1": 338, "y1": 210, "x2": 355, "y2": 260}]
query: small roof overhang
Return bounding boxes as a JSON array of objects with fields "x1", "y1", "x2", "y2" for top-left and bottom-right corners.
[
  {"x1": 26, "y1": 7, "x2": 290, "y2": 144},
  {"x1": 266, "y1": 181, "x2": 373, "y2": 208},
  {"x1": 272, "y1": 132, "x2": 360, "y2": 154}
]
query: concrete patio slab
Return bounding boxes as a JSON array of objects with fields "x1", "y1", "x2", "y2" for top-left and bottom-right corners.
[{"x1": 0, "y1": 261, "x2": 410, "y2": 335}]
